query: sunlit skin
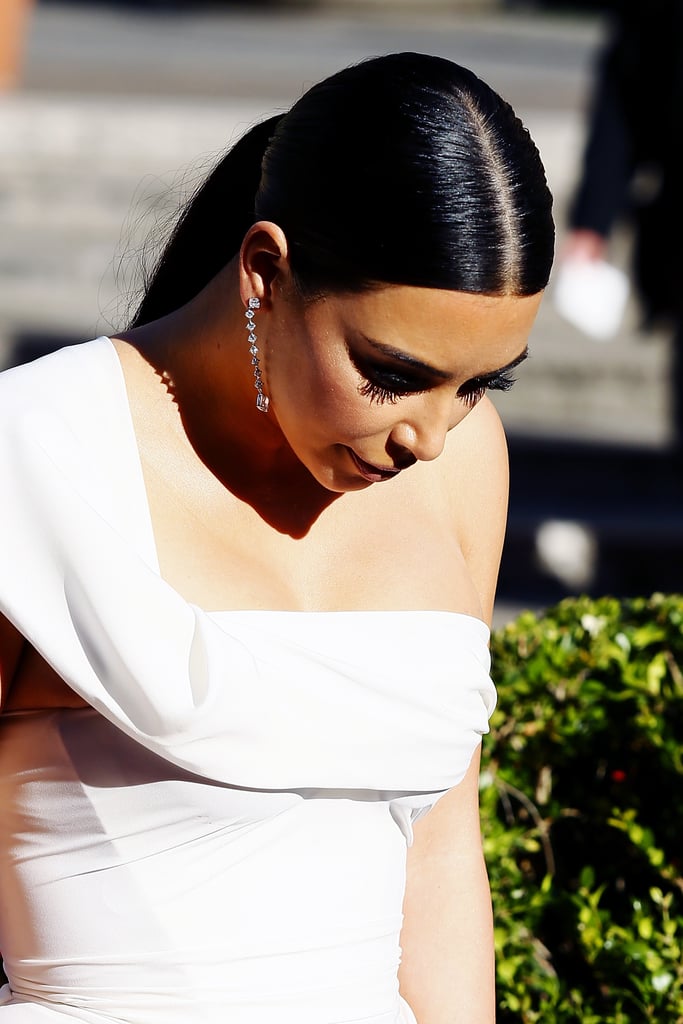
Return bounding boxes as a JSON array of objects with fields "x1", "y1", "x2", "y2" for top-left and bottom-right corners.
[
  {"x1": 234, "y1": 222, "x2": 543, "y2": 498},
  {"x1": 261, "y1": 280, "x2": 541, "y2": 494},
  {"x1": 107, "y1": 222, "x2": 541, "y2": 516}
]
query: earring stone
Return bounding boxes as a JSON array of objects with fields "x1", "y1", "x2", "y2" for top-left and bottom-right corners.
[{"x1": 245, "y1": 297, "x2": 269, "y2": 413}]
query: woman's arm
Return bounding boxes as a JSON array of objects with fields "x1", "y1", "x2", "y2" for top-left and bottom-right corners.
[
  {"x1": 0, "y1": 612, "x2": 87, "y2": 712},
  {"x1": 398, "y1": 750, "x2": 494, "y2": 1024},
  {"x1": 449, "y1": 395, "x2": 510, "y2": 627},
  {"x1": 398, "y1": 397, "x2": 509, "y2": 1021},
  {"x1": 0, "y1": 612, "x2": 26, "y2": 712}
]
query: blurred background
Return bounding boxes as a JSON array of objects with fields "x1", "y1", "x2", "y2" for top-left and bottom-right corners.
[{"x1": 1, "y1": 0, "x2": 681, "y2": 626}]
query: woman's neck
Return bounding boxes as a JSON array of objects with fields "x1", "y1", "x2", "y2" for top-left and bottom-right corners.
[{"x1": 115, "y1": 271, "x2": 342, "y2": 537}]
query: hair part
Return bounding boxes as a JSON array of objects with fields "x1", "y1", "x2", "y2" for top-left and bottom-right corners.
[{"x1": 462, "y1": 91, "x2": 523, "y2": 293}]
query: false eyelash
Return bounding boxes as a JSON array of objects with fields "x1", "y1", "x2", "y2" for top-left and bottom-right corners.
[
  {"x1": 487, "y1": 370, "x2": 517, "y2": 393},
  {"x1": 461, "y1": 386, "x2": 487, "y2": 409},
  {"x1": 358, "y1": 379, "x2": 401, "y2": 405},
  {"x1": 460, "y1": 369, "x2": 517, "y2": 408}
]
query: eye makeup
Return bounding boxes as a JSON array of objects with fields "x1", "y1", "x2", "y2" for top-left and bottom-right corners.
[
  {"x1": 348, "y1": 335, "x2": 529, "y2": 408},
  {"x1": 457, "y1": 364, "x2": 521, "y2": 408},
  {"x1": 356, "y1": 364, "x2": 432, "y2": 405}
]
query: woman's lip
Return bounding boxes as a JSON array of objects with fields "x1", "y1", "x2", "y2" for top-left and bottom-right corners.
[{"x1": 347, "y1": 448, "x2": 402, "y2": 482}]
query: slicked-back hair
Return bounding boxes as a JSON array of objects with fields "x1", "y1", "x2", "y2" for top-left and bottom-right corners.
[{"x1": 132, "y1": 53, "x2": 554, "y2": 327}]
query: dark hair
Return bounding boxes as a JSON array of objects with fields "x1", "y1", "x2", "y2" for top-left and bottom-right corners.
[{"x1": 131, "y1": 52, "x2": 554, "y2": 326}]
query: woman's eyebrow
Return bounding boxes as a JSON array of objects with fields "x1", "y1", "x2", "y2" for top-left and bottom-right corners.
[
  {"x1": 364, "y1": 338, "x2": 530, "y2": 380},
  {"x1": 364, "y1": 338, "x2": 452, "y2": 380},
  {"x1": 472, "y1": 347, "x2": 530, "y2": 381}
]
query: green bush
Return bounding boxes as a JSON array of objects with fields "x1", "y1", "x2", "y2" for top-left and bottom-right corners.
[{"x1": 484, "y1": 593, "x2": 683, "y2": 1023}]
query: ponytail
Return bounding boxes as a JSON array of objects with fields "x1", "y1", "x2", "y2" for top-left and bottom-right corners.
[{"x1": 129, "y1": 114, "x2": 283, "y2": 328}]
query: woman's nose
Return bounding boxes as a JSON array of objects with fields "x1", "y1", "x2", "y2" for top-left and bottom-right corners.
[{"x1": 389, "y1": 397, "x2": 465, "y2": 464}]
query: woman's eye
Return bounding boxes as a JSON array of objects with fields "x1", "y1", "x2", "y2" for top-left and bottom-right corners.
[
  {"x1": 357, "y1": 366, "x2": 427, "y2": 405},
  {"x1": 458, "y1": 369, "x2": 517, "y2": 408},
  {"x1": 358, "y1": 380, "x2": 397, "y2": 404}
]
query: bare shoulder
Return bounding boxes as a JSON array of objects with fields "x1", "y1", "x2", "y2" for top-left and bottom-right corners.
[
  {"x1": 442, "y1": 397, "x2": 510, "y2": 623},
  {"x1": 444, "y1": 395, "x2": 509, "y2": 503}
]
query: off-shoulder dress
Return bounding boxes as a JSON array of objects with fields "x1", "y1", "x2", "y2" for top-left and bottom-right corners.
[{"x1": 0, "y1": 339, "x2": 496, "y2": 1024}]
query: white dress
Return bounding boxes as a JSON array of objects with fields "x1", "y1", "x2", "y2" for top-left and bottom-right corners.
[{"x1": 0, "y1": 340, "x2": 496, "y2": 1024}]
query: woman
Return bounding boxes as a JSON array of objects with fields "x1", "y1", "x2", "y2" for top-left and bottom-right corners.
[{"x1": 0, "y1": 53, "x2": 553, "y2": 1023}]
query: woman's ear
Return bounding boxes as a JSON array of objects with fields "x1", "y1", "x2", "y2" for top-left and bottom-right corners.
[{"x1": 238, "y1": 221, "x2": 290, "y2": 308}]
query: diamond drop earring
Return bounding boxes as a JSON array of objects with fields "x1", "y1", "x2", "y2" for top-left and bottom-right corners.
[{"x1": 245, "y1": 297, "x2": 269, "y2": 413}]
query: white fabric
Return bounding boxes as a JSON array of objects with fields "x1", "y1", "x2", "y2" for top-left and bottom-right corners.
[{"x1": 0, "y1": 340, "x2": 496, "y2": 1023}]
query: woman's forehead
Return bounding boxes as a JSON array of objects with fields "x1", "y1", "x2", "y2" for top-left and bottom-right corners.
[{"x1": 311, "y1": 285, "x2": 543, "y2": 377}]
